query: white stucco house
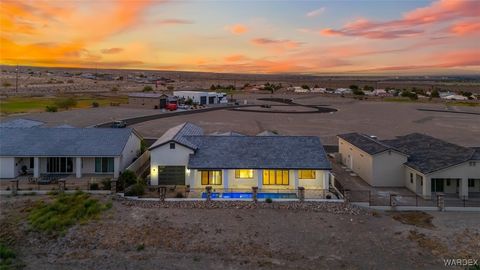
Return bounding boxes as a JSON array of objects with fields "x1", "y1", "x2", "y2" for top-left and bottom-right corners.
[
  {"x1": 0, "y1": 127, "x2": 142, "y2": 179},
  {"x1": 149, "y1": 123, "x2": 332, "y2": 196},
  {"x1": 173, "y1": 91, "x2": 227, "y2": 105},
  {"x1": 338, "y1": 133, "x2": 480, "y2": 199}
]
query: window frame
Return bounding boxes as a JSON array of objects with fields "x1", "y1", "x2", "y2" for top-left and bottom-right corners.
[
  {"x1": 263, "y1": 170, "x2": 289, "y2": 185},
  {"x1": 200, "y1": 170, "x2": 222, "y2": 185},
  {"x1": 95, "y1": 157, "x2": 115, "y2": 173},
  {"x1": 234, "y1": 169, "x2": 254, "y2": 179},
  {"x1": 299, "y1": 170, "x2": 316, "y2": 179},
  {"x1": 169, "y1": 142, "x2": 176, "y2": 149}
]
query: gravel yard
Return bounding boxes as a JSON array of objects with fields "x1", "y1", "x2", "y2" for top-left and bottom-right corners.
[{"x1": 1, "y1": 195, "x2": 479, "y2": 270}]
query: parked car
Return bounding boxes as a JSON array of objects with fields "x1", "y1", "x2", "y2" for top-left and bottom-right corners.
[{"x1": 111, "y1": 120, "x2": 127, "y2": 128}]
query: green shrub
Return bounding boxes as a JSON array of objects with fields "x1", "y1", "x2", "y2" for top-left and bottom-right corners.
[
  {"x1": 136, "y1": 244, "x2": 145, "y2": 251},
  {"x1": 118, "y1": 170, "x2": 137, "y2": 188},
  {"x1": 101, "y1": 178, "x2": 111, "y2": 190},
  {"x1": 28, "y1": 191, "x2": 111, "y2": 235},
  {"x1": 175, "y1": 192, "x2": 184, "y2": 198},
  {"x1": 45, "y1": 106, "x2": 58, "y2": 112},
  {"x1": 142, "y1": 86, "x2": 153, "y2": 92},
  {"x1": 265, "y1": 198, "x2": 273, "y2": 203},
  {"x1": 124, "y1": 183, "x2": 145, "y2": 196},
  {"x1": 0, "y1": 243, "x2": 17, "y2": 269},
  {"x1": 54, "y1": 98, "x2": 77, "y2": 109},
  {"x1": 92, "y1": 102, "x2": 99, "y2": 108},
  {"x1": 89, "y1": 183, "x2": 99, "y2": 190}
]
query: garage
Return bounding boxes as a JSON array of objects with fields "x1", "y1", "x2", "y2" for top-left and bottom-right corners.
[{"x1": 157, "y1": 166, "x2": 185, "y2": 185}]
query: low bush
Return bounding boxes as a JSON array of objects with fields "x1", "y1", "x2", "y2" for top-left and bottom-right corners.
[
  {"x1": 326, "y1": 194, "x2": 332, "y2": 199},
  {"x1": 89, "y1": 183, "x2": 99, "y2": 190},
  {"x1": 136, "y1": 244, "x2": 145, "y2": 251},
  {"x1": 175, "y1": 192, "x2": 184, "y2": 198},
  {"x1": 45, "y1": 106, "x2": 58, "y2": 112},
  {"x1": 265, "y1": 198, "x2": 273, "y2": 203},
  {"x1": 0, "y1": 243, "x2": 17, "y2": 269},
  {"x1": 142, "y1": 86, "x2": 153, "y2": 92},
  {"x1": 54, "y1": 97, "x2": 77, "y2": 109},
  {"x1": 91, "y1": 102, "x2": 99, "y2": 108},
  {"x1": 101, "y1": 178, "x2": 111, "y2": 190},
  {"x1": 28, "y1": 191, "x2": 111, "y2": 235},
  {"x1": 124, "y1": 183, "x2": 145, "y2": 197}
]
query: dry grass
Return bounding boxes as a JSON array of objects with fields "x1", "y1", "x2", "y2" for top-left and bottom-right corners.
[
  {"x1": 391, "y1": 211, "x2": 435, "y2": 229},
  {"x1": 408, "y1": 230, "x2": 449, "y2": 256}
]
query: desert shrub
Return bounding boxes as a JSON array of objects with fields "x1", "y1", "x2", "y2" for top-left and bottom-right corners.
[
  {"x1": 55, "y1": 98, "x2": 77, "y2": 109},
  {"x1": 118, "y1": 170, "x2": 137, "y2": 188},
  {"x1": 124, "y1": 183, "x2": 145, "y2": 196},
  {"x1": 136, "y1": 244, "x2": 145, "y2": 251},
  {"x1": 265, "y1": 198, "x2": 273, "y2": 203},
  {"x1": 175, "y1": 192, "x2": 184, "y2": 198},
  {"x1": 111, "y1": 86, "x2": 119, "y2": 92},
  {"x1": 67, "y1": 79, "x2": 74, "y2": 83},
  {"x1": 45, "y1": 106, "x2": 58, "y2": 112},
  {"x1": 101, "y1": 178, "x2": 111, "y2": 190},
  {"x1": 0, "y1": 243, "x2": 17, "y2": 269},
  {"x1": 91, "y1": 102, "x2": 99, "y2": 108},
  {"x1": 352, "y1": 89, "x2": 365, "y2": 95},
  {"x1": 326, "y1": 194, "x2": 332, "y2": 199},
  {"x1": 142, "y1": 86, "x2": 153, "y2": 92},
  {"x1": 28, "y1": 191, "x2": 111, "y2": 235},
  {"x1": 89, "y1": 183, "x2": 99, "y2": 190},
  {"x1": 1, "y1": 81, "x2": 11, "y2": 87}
]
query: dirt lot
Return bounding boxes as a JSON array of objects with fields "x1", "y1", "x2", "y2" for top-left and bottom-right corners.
[
  {"x1": 131, "y1": 94, "x2": 480, "y2": 146},
  {"x1": 1, "y1": 195, "x2": 479, "y2": 270}
]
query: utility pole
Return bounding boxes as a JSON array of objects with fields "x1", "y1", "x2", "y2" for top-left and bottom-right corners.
[{"x1": 15, "y1": 64, "x2": 19, "y2": 93}]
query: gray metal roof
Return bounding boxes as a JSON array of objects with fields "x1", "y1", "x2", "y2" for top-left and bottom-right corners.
[
  {"x1": 382, "y1": 133, "x2": 475, "y2": 174},
  {"x1": 472, "y1": 148, "x2": 480, "y2": 160},
  {"x1": 210, "y1": 131, "x2": 245, "y2": 136},
  {"x1": 257, "y1": 130, "x2": 279, "y2": 136},
  {"x1": 337, "y1": 133, "x2": 393, "y2": 155},
  {"x1": 149, "y1": 122, "x2": 203, "y2": 150},
  {"x1": 0, "y1": 118, "x2": 44, "y2": 128},
  {"x1": 0, "y1": 128, "x2": 137, "y2": 157},
  {"x1": 185, "y1": 136, "x2": 331, "y2": 170},
  {"x1": 128, "y1": 93, "x2": 167, "y2": 98}
]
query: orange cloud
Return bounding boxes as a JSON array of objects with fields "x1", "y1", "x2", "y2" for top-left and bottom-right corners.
[
  {"x1": 101, "y1": 47, "x2": 124, "y2": 54},
  {"x1": 226, "y1": 24, "x2": 248, "y2": 35},
  {"x1": 448, "y1": 21, "x2": 480, "y2": 35},
  {"x1": 251, "y1": 38, "x2": 302, "y2": 51},
  {"x1": 321, "y1": 0, "x2": 480, "y2": 39},
  {"x1": 225, "y1": 54, "x2": 248, "y2": 62}
]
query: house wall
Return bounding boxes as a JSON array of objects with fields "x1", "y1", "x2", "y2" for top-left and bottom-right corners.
[
  {"x1": 150, "y1": 142, "x2": 194, "y2": 185},
  {"x1": 338, "y1": 138, "x2": 374, "y2": 185},
  {"x1": 189, "y1": 169, "x2": 329, "y2": 190},
  {"x1": 120, "y1": 133, "x2": 141, "y2": 171},
  {"x1": 128, "y1": 97, "x2": 160, "y2": 109},
  {"x1": 0, "y1": 157, "x2": 15, "y2": 178},
  {"x1": 372, "y1": 151, "x2": 407, "y2": 186}
]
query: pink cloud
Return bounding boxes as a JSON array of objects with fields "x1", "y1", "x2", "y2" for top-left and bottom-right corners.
[
  {"x1": 225, "y1": 54, "x2": 248, "y2": 62},
  {"x1": 100, "y1": 47, "x2": 123, "y2": 54},
  {"x1": 251, "y1": 38, "x2": 302, "y2": 50},
  {"x1": 448, "y1": 21, "x2": 480, "y2": 35},
  {"x1": 157, "y1": 19, "x2": 193, "y2": 25},
  {"x1": 321, "y1": 0, "x2": 480, "y2": 39}
]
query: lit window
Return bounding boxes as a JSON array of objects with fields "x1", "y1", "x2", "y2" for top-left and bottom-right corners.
[
  {"x1": 263, "y1": 170, "x2": 289, "y2": 185},
  {"x1": 235, "y1": 169, "x2": 253, "y2": 179},
  {"x1": 299, "y1": 170, "x2": 316, "y2": 179},
  {"x1": 200, "y1": 170, "x2": 222, "y2": 185}
]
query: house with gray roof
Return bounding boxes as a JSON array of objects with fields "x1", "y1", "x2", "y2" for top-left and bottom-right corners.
[
  {"x1": 338, "y1": 133, "x2": 480, "y2": 199},
  {"x1": 149, "y1": 123, "x2": 331, "y2": 196},
  {"x1": 0, "y1": 128, "x2": 142, "y2": 179}
]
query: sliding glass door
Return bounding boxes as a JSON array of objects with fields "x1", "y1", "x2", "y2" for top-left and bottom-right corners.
[{"x1": 47, "y1": 157, "x2": 73, "y2": 173}]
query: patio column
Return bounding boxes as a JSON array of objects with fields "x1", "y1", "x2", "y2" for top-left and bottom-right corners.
[
  {"x1": 293, "y1": 170, "x2": 299, "y2": 189},
  {"x1": 459, "y1": 178, "x2": 469, "y2": 200},
  {"x1": 323, "y1": 172, "x2": 330, "y2": 190},
  {"x1": 113, "y1": 157, "x2": 120, "y2": 179},
  {"x1": 222, "y1": 169, "x2": 229, "y2": 191},
  {"x1": 257, "y1": 169, "x2": 263, "y2": 190},
  {"x1": 33, "y1": 157, "x2": 40, "y2": 178},
  {"x1": 422, "y1": 176, "x2": 431, "y2": 199},
  {"x1": 75, "y1": 157, "x2": 82, "y2": 178}
]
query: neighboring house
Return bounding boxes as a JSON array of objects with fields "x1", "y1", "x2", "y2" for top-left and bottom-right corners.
[
  {"x1": 338, "y1": 133, "x2": 480, "y2": 199},
  {"x1": 149, "y1": 123, "x2": 331, "y2": 193},
  {"x1": 0, "y1": 118, "x2": 45, "y2": 128},
  {"x1": 0, "y1": 128, "x2": 142, "y2": 179},
  {"x1": 173, "y1": 91, "x2": 227, "y2": 105},
  {"x1": 128, "y1": 93, "x2": 170, "y2": 109},
  {"x1": 441, "y1": 94, "x2": 468, "y2": 101}
]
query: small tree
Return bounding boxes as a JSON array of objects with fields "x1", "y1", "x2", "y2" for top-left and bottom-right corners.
[
  {"x1": 185, "y1": 98, "x2": 193, "y2": 106},
  {"x1": 363, "y1": 85, "x2": 374, "y2": 91},
  {"x1": 45, "y1": 106, "x2": 58, "y2": 112},
  {"x1": 142, "y1": 86, "x2": 153, "y2": 92},
  {"x1": 210, "y1": 84, "x2": 216, "y2": 91},
  {"x1": 352, "y1": 89, "x2": 365, "y2": 95},
  {"x1": 301, "y1": 85, "x2": 310, "y2": 90},
  {"x1": 430, "y1": 89, "x2": 440, "y2": 98},
  {"x1": 118, "y1": 170, "x2": 138, "y2": 188}
]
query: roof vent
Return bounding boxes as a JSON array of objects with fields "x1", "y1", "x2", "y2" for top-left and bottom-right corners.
[{"x1": 369, "y1": 135, "x2": 378, "y2": 140}]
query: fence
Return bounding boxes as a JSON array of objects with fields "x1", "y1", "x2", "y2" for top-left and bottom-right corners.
[
  {"x1": 125, "y1": 150, "x2": 150, "y2": 178},
  {"x1": 3, "y1": 177, "x2": 114, "y2": 193},
  {"x1": 343, "y1": 190, "x2": 480, "y2": 208}
]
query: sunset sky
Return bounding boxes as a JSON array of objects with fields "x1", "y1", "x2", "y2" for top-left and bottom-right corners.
[{"x1": 1, "y1": 0, "x2": 479, "y2": 75}]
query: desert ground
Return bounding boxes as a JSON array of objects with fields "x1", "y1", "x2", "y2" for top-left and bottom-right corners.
[{"x1": 1, "y1": 195, "x2": 479, "y2": 270}]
